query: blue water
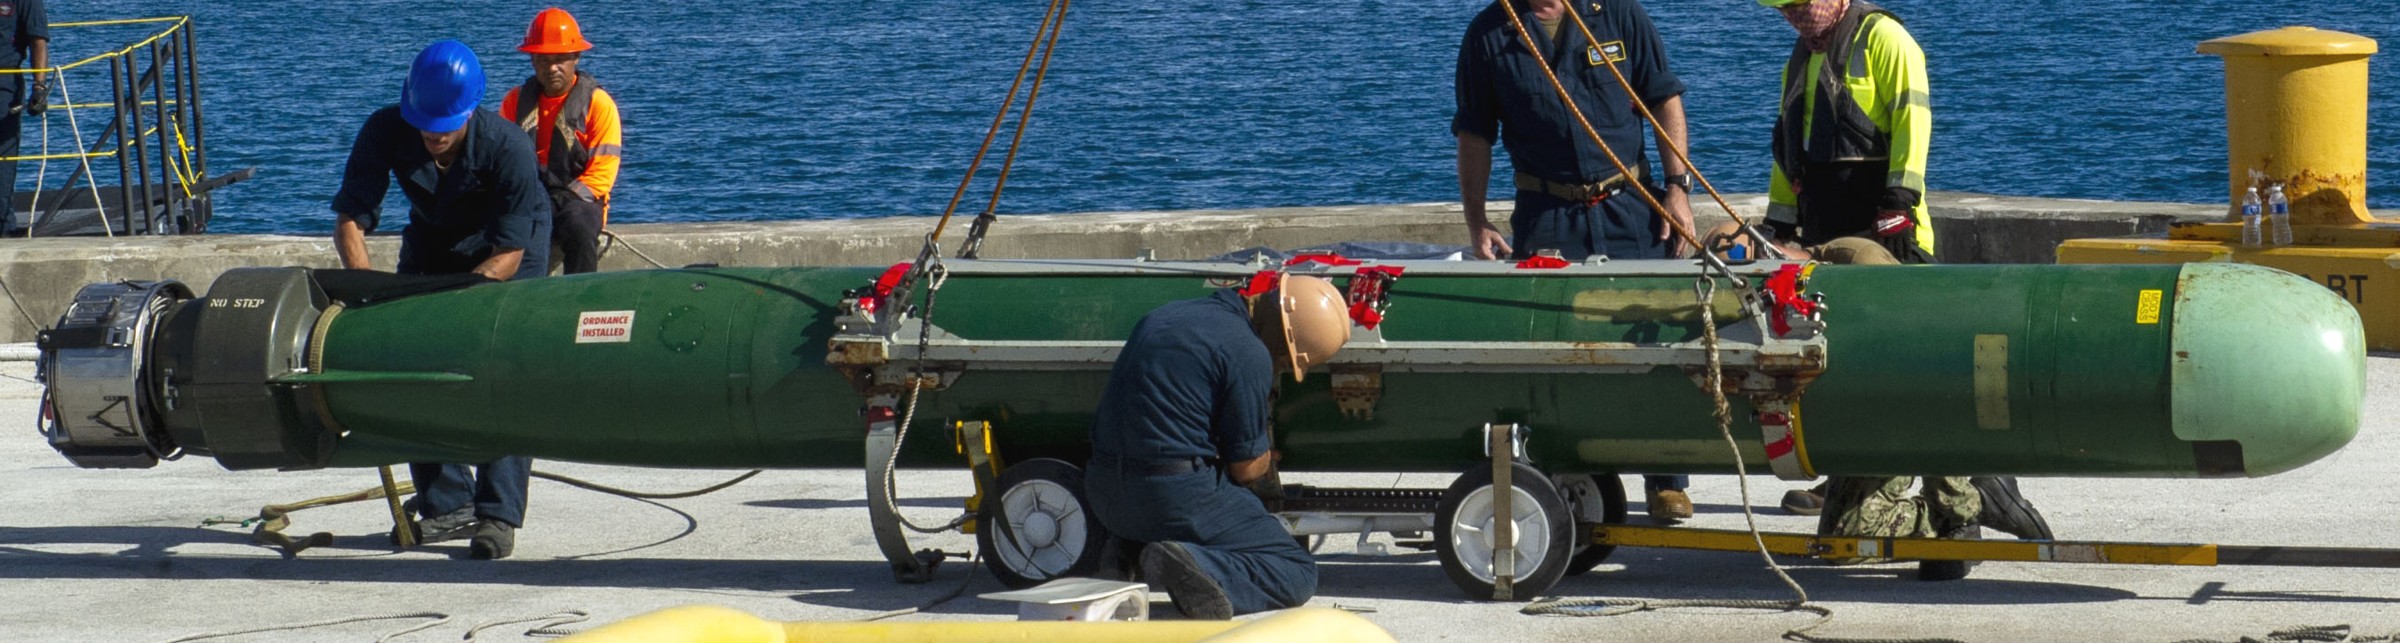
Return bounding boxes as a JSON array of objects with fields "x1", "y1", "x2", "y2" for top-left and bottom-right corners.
[{"x1": 40, "y1": 1, "x2": 2400, "y2": 235}]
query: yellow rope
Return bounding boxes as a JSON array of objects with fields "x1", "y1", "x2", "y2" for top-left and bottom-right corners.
[
  {"x1": 928, "y1": 0, "x2": 1069, "y2": 244},
  {"x1": 1492, "y1": 0, "x2": 1705, "y2": 253},
  {"x1": 1558, "y1": 8, "x2": 1756, "y2": 234}
]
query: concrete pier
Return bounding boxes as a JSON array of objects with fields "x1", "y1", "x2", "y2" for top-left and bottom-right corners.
[{"x1": 0, "y1": 192, "x2": 2347, "y2": 342}]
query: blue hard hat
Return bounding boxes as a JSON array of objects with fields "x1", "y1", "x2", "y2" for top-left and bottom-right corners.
[{"x1": 399, "y1": 40, "x2": 485, "y2": 133}]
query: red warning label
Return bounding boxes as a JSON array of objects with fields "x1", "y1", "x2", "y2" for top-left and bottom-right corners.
[{"x1": 576, "y1": 310, "x2": 636, "y2": 344}]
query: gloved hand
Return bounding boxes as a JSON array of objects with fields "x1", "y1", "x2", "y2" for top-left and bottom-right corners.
[
  {"x1": 23, "y1": 83, "x2": 46, "y2": 116},
  {"x1": 1872, "y1": 210, "x2": 1934, "y2": 264}
]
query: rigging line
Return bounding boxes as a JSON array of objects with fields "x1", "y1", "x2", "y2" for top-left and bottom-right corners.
[
  {"x1": 1559, "y1": 8, "x2": 1780, "y2": 258},
  {"x1": 929, "y1": 0, "x2": 1069, "y2": 244},
  {"x1": 54, "y1": 71, "x2": 111, "y2": 237},
  {"x1": 963, "y1": 0, "x2": 1073, "y2": 256},
  {"x1": 1491, "y1": 0, "x2": 1708, "y2": 261}
]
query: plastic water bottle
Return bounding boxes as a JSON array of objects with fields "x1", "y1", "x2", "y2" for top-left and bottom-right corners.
[
  {"x1": 2240, "y1": 185, "x2": 2263, "y2": 247},
  {"x1": 2268, "y1": 183, "x2": 2293, "y2": 246}
]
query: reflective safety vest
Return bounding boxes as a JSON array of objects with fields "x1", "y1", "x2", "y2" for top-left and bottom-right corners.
[
  {"x1": 1766, "y1": 0, "x2": 1935, "y2": 256},
  {"x1": 1773, "y1": 1, "x2": 1894, "y2": 174},
  {"x1": 511, "y1": 71, "x2": 604, "y2": 200}
]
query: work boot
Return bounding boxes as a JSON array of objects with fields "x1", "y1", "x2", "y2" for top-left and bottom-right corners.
[
  {"x1": 393, "y1": 506, "x2": 477, "y2": 546},
  {"x1": 1094, "y1": 537, "x2": 1143, "y2": 583},
  {"x1": 1917, "y1": 524, "x2": 1980, "y2": 582},
  {"x1": 1140, "y1": 542, "x2": 1232, "y2": 620},
  {"x1": 469, "y1": 520, "x2": 515, "y2": 560},
  {"x1": 1646, "y1": 489, "x2": 1694, "y2": 523},
  {"x1": 1780, "y1": 486, "x2": 1826, "y2": 516},
  {"x1": 1970, "y1": 477, "x2": 2053, "y2": 540}
]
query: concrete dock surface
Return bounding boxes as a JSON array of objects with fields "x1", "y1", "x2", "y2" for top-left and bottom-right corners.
[{"x1": 3, "y1": 356, "x2": 2396, "y2": 642}]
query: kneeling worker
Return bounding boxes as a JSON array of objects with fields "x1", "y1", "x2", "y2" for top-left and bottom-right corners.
[
  {"x1": 1085, "y1": 275, "x2": 1351, "y2": 618},
  {"x1": 332, "y1": 40, "x2": 552, "y2": 559}
]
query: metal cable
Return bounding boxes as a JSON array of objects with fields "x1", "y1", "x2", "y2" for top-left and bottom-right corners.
[
  {"x1": 879, "y1": 262, "x2": 974, "y2": 535},
  {"x1": 597, "y1": 230, "x2": 672, "y2": 269},
  {"x1": 2174, "y1": 625, "x2": 2400, "y2": 643},
  {"x1": 465, "y1": 610, "x2": 590, "y2": 641},
  {"x1": 533, "y1": 469, "x2": 760, "y2": 500},
  {"x1": 857, "y1": 551, "x2": 984, "y2": 622},
  {"x1": 152, "y1": 612, "x2": 453, "y2": 643},
  {"x1": 1525, "y1": 279, "x2": 1956, "y2": 643}
]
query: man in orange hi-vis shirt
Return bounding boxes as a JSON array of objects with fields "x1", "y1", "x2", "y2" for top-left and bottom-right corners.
[{"x1": 501, "y1": 7, "x2": 621, "y2": 274}]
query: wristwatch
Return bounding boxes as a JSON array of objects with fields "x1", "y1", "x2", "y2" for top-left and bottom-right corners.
[{"x1": 1662, "y1": 174, "x2": 1694, "y2": 192}]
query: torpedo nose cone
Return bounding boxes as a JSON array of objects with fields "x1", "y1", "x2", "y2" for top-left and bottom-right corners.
[{"x1": 2170, "y1": 263, "x2": 2364, "y2": 477}]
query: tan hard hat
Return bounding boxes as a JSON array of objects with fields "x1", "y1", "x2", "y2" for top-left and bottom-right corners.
[{"x1": 1262, "y1": 274, "x2": 1352, "y2": 382}]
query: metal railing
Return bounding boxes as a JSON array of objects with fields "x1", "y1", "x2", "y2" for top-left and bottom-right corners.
[{"x1": 2, "y1": 16, "x2": 220, "y2": 236}]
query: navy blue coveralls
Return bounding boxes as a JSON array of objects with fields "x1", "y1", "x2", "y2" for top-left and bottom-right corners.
[
  {"x1": 1453, "y1": 0, "x2": 1690, "y2": 494},
  {"x1": 333, "y1": 106, "x2": 551, "y2": 528},
  {"x1": 1085, "y1": 289, "x2": 1314, "y2": 616},
  {"x1": 0, "y1": 0, "x2": 45, "y2": 232}
]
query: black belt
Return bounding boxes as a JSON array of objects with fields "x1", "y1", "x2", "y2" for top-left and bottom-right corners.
[
  {"x1": 1093, "y1": 453, "x2": 1212, "y2": 477},
  {"x1": 1514, "y1": 169, "x2": 1641, "y2": 203}
]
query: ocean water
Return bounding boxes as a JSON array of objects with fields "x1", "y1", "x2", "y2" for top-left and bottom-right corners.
[{"x1": 37, "y1": 1, "x2": 2400, "y2": 235}]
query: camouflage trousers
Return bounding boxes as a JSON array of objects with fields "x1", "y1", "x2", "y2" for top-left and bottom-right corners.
[{"x1": 1818, "y1": 475, "x2": 1980, "y2": 564}]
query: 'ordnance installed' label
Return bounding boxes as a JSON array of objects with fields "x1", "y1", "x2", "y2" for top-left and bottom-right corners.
[{"x1": 576, "y1": 310, "x2": 636, "y2": 343}]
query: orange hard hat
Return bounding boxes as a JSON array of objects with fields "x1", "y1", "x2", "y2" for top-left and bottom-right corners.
[{"x1": 519, "y1": 7, "x2": 593, "y2": 54}]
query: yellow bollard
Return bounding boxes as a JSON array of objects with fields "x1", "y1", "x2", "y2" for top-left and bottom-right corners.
[
  {"x1": 2060, "y1": 26, "x2": 2398, "y2": 348},
  {"x1": 2197, "y1": 26, "x2": 2378, "y2": 224}
]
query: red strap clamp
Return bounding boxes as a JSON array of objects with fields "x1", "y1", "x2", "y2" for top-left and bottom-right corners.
[
  {"x1": 861, "y1": 261, "x2": 914, "y2": 315},
  {"x1": 1285, "y1": 252, "x2": 1364, "y2": 268},
  {"x1": 1515, "y1": 255, "x2": 1571, "y2": 270},
  {"x1": 1345, "y1": 266, "x2": 1405, "y2": 330},
  {"x1": 1764, "y1": 264, "x2": 1817, "y2": 337}
]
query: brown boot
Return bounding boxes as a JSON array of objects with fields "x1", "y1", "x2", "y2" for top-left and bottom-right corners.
[{"x1": 1646, "y1": 489, "x2": 1694, "y2": 522}]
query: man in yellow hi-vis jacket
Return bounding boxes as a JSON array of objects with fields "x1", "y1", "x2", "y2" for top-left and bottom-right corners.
[
  {"x1": 1760, "y1": 0, "x2": 1933, "y2": 264},
  {"x1": 1753, "y1": 0, "x2": 2052, "y2": 581}
]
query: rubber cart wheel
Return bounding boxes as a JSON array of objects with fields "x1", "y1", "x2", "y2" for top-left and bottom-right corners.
[
  {"x1": 1552, "y1": 473, "x2": 1629, "y2": 576},
  {"x1": 978, "y1": 458, "x2": 1108, "y2": 588},
  {"x1": 1435, "y1": 462, "x2": 1573, "y2": 601}
]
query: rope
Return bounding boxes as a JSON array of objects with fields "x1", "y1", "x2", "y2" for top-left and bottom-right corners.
[
  {"x1": 598, "y1": 229, "x2": 672, "y2": 269},
  {"x1": 959, "y1": 0, "x2": 1073, "y2": 259},
  {"x1": 0, "y1": 277, "x2": 44, "y2": 331},
  {"x1": 879, "y1": 260, "x2": 974, "y2": 535},
  {"x1": 53, "y1": 70, "x2": 110, "y2": 237},
  {"x1": 204, "y1": 469, "x2": 766, "y2": 556},
  {"x1": 857, "y1": 551, "x2": 983, "y2": 622},
  {"x1": 1524, "y1": 278, "x2": 1955, "y2": 643},
  {"x1": 2174, "y1": 625, "x2": 2400, "y2": 643},
  {"x1": 929, "y1": 0, "x2": 1069, "y2": 245},
  {"x1": 465, "y1": 610, "x2": 591, "y2": 641},
  {"x1": 1557, "y1": 7, "x2": 1786, "y2": 259},
  {"x1": 1490, "y1": 0, "x2": 1702, "y2": 255},
  {"x1": 152, "y1": 612, "x2": 453, "y2": 643}
]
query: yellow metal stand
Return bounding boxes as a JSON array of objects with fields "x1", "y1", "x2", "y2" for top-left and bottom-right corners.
[{"x1": 1593, "y1": 524, "x2": 2400, "y2": 569}]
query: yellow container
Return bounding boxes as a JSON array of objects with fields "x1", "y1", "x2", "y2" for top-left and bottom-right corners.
[{"x1": 2197, "y1": 27, "x2": 2378, "y2": 224}]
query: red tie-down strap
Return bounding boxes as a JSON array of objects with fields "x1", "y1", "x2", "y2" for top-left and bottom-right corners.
[
  {"x1": 1237, "y1": 269, "x2": 1282, "y2": 298},
  {"x1": 1764, "y1": 263, "x2": 1817, "y2": 337},
  {"x1": 1345, "y1": 265, "x2": 1405, "y2": 330},
  {"x1": 1515, "y1": 255, "x2": 1571, "y2": 269},
  {"x1": 1285, "y1": 252, "x2": 1363, "y2": 267},
  {"x1": 860, "y1": 262, "x2": 914, "y2": 315}
]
